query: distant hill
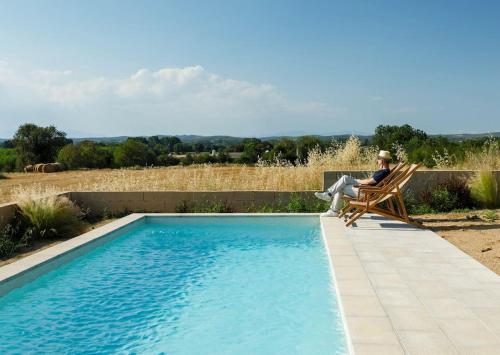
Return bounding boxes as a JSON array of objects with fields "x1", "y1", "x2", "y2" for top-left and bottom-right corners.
[
  {"x1": 70, "y1": 134, "x2": 372, "y2": 144},
  {"x1": 71, "y1": 136, "x2": 129, "y2": 144},
  {"x1": 260, "y1": 134, "x2": 373, "y2": 142},
  {"x1": 3, "y1": 131, "x2": 500, "y2": 145},
  {"x1": 430, "y1": 132, "x2": 500, "y2": 141},
  {"x1": 71, "y1": 132, "x2": 500, "y2": 144}
]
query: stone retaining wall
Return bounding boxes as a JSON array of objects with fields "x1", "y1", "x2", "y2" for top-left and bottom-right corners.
[
  {"x1": 323, "y1": 170, "x2": 500, "y2": 201},
  {"x1": 69, "y1": 191, "x2": 316, "y2": 215},
  {"x1": 0, "y1": 191, "x2": 317, "y2": 228},
  {"x1": 0, "y1": 203, "x2": 18, "y2": 230}
]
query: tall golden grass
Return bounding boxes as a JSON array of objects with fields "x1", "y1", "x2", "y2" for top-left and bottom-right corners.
[
  {"x1": 76, "y1": 136, "x2": 379, "y2": 192},
  {"x1": 463, "y1": 137, "x2": 500, "y2": 170},
  {"x1": 433, "y1": 137, "x2": 500, "y2": 170}
]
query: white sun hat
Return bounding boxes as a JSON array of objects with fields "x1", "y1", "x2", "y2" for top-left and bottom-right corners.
[{"x1": 378, "y1": 150, "x2": 391, "y2": 160}]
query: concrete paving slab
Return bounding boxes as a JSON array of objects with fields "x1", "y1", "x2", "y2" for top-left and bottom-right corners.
[
  {"x1": 321, "y1": 213, "x2": 500, "y2": 355},
  {"x1": 342, "y1": 295, "x2": 387, "y2": 317},
  {"x1": 352, "y1": 343, "x2": 405, "y2": 355},
  {"x1": 397, "y1": 330, "x2": 459, "y2": 354},
  {"x1": 385, "y1": 306, "x2": 440, "y2": 331},
  {"x1": 347, "y1": 316, "x2": 401, "y2": 345},
  {"x1": 437, "y1": 318, "x2": 500, "y2": 348}
]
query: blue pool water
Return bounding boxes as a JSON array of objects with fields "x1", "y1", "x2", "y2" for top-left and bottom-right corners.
[{"x1": 0, "y1": 217, "x2": 347, "y2": 354}]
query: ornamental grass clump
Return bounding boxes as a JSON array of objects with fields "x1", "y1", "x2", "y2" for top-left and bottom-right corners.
[
  {"x1": 14, "y1": 186, "x2": 85, "y2": 240},
  {"x1": 470, "y1": 171, "x2": 498, "y2": 208}
]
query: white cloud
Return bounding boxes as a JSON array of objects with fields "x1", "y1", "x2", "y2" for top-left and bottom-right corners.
[{"x1": 0, "y1": 63, "x2": 343, "y2": 137}]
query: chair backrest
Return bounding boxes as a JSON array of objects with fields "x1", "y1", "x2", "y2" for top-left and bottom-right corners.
[
  {"x1": 378, "y1": 162, "x2": 406, "y2": 187},
  {"x1": 367, "y1": 163, "x2": 420, "y2": 205},
  {"x1": 394, "y1": 163, "x2": 421, "y2": 191}
]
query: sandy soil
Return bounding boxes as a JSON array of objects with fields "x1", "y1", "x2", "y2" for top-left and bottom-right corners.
[{"x1": 415, "y1": 210, "x2": 500, "y2": 275}]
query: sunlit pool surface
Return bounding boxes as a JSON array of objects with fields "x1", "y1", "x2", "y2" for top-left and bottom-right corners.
[{"x1": 0, "y1": 216, "x2": 347, "y2": 354}]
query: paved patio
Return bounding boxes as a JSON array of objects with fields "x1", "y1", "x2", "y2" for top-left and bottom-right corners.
[{"x1": 322, "y1": 214, "x2": 500, "y2": 355}]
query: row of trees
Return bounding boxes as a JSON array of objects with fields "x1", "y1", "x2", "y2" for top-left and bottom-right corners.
[{"x1": 0, "y1": 123, "x2": 498, "y2": 171}]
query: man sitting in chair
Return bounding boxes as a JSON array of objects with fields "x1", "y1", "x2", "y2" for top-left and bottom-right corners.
[{"x1": 314, "y1": 150, "x2": 391, "y2": 217}]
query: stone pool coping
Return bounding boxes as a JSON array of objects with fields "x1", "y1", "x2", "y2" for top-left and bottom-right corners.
[{"x1": 322, "y1": 214, "x2": 500, "y2": 354}]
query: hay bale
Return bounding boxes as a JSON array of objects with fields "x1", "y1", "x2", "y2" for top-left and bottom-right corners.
[
  {"x1": 42, "y1": 163, "x2": 58, "y2": 173},
  {"x1": 53, "y1": 163, "x2": 64, "y2": 171},
  {"x1": 34, "y1": 164, "x2": 44, "y2": 173},
  {"x1": 24, "y1": 165, "x2": 34, "y2": 172}
]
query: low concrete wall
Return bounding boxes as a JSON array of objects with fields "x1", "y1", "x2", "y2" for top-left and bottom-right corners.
[
  {"x1": 323, "y1": 170, "x2": 500, "y2": 201},
  {"x1": 0, "y1": 191, "x2": 317, "y2": 228},
  {"x1": 0, "y1": 203, "x2": 18, "y2": 230},
  {"x1": 69, "y1": 191, "x2": 317, "y2": 214}
]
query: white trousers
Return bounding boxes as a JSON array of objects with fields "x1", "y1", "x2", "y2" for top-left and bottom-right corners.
[{"x1": 327, "y1": 175, "x2": 360, "y2": 212}]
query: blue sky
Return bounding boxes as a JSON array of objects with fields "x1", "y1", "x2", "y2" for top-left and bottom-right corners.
[{"x1": 0, "y1": 0, "x2": 499, "y2": 137}]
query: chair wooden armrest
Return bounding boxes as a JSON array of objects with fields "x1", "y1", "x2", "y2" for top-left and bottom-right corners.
[
  {"x1": 355, "y1": 184, "x2": 378, "y2": 189},
  {"x1": 357, "y1": 186, "x2": 386, "y2": 193}
]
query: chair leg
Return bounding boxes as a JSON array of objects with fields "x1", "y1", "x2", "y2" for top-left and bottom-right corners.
[
  {"x1": 338, "y1": 205, "x2": 349, "y2": 217},
  {"x1": 346, "y1": 209, "x2": 366, "y2": 227},
  {"x1": 396, "y1": 191, "x2": 409, "y2": 223}
]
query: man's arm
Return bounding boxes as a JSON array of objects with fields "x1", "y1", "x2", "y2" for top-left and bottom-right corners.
[{"x1": 357, "y1": 177, "x2": 377, "y2": 185}]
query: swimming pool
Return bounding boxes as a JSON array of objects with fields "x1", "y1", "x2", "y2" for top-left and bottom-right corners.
[{"x1": 0, "y1": 216, "x2": 348, "y2": 354}]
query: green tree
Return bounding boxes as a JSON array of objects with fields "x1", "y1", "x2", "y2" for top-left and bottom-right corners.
[
  {"x1": 0, "y1": 148, "x2": 17, "y2": 172},
  {"x1": 57, "y1": 141, "x2": 113, "y2": 169},
  {"x1": 173, "y1": 142, "x2": 184, "y2": 154},
  {"x1": 372, "y1": 124, "x2": 427, "y2": 151},
  {"x1": 296, "y1": 136, "x2": 324, "y2": 161},
  {"x1": 193, "y1": 142, "x2": 205, "y2": 153},
  {"x1": 113, "y1": 138, "x2": 155, "y2": 167},
  {"x1": 160, "y1": 136, "x2": 181, "y2": 152},
  {"x1": 181, "y1": 153, "x2": 194, "y2": 165},
  {"x1": 79, "y1": 141, "x2": 112, "y2": 168},
  {"x1": 13, "y1": 124, "x2": 71, "y2": 169},
  {"x1": 57, "y1": 144, "x2": 82, "y2": 169},
  {"x1": 157, "y1": 154, "x2": 180, "y2": 166},
  {"x1": 272, "y1": 138, "x2": 297, "y2": 162},
  {"x1": 1, "y1": 140, "x2": 14, "y2": 149}
]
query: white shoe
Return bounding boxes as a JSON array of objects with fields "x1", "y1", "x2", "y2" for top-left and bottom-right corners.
[
  {"x1": 314, "y1": 191, "x2": 332, "y2": 201},
  {"x1": 320, "y1": 209, "x2": 338, "y2": 217}
]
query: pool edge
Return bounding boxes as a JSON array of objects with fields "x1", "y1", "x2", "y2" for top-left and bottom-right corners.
[{"x1": 320, "y1": 218, "x2": 355, "y2": 355}]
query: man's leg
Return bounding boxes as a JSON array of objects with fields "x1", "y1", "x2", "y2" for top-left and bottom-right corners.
[
  {"x1": 331, "y1": 185, "x2": 358, "y2": 212},
  {"x1": 315, "y1": 175, "x2": 359, "y2": 201},
  {"x1": 328, "y1": 175, "x2": 359, "y2": 195}
]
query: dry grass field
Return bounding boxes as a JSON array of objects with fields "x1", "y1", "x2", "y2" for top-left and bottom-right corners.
[
  {"x1": 0, "y1": 137, "x2": 383, "y2": 204},
  {"x1": 0, "y1": 165, "x2": 329, "y2": 204}
]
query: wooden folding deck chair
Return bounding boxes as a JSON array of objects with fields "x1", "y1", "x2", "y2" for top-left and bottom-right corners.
[
  {"x1": 338, "y1": 162, "x2": 407, "y2": 219},
  {"x1": 344, "y1": 163, "x2": 421, "y2": 227}
]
